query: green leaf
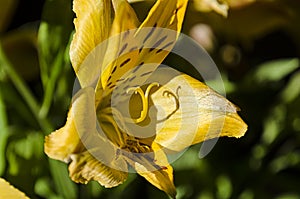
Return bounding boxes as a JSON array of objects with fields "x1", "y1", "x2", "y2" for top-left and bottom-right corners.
[
  {"x1": 0, "y1": 43, "x2": 41, "y2": 123},
  {"x1": 270, "y1": 153, "x2": 300, "y2": 173},
  {"x1": 35, "y1": 177, "x2": 63, "y2": 199},
  {"x1": 6, "y1": 132, "x2": 44, "y2": 176},
  {"x1": 254, "y1": 58, "x2": 299, "y2": 82},
  {"x1": 262, "y1": 104, "x2": 286, "y2": 145},
  {"x1": 38, "y1": 1, "x2": 77, "y2": 198},
  {"x1": 7, "y1": 148, "x2": 19, "y2": 176},
  {"x1": 13, "y1": 133, "x2": 44, "y2": 160},
  {"x1": 49, "y1": 160, "x2": 78, "y2": 199},
  {"x1": 172, "y1": 146, "x2": 206, "y2": 171},
  {"x1": 38, "y1": 0, "x2": 73, "y2": 118},
  {"x1": 205, "y1": 73, "x2": 236, "y2": 94},
  {"x1": 280, "y1": 71, "x2": 300, "y2": 103},
  {"x1": 238, "y1": 189, "x2": 254, "y2": 199},
  {"x1": 0, "y1": 86, "x2": 8, "y2": 175},
  {"x1": 38, "y1": 0, "x2": 72, "y2": 75},
  {"x1": 216, "y1": 175, "x2": 232, "y2": 199},
  {"x1": 1, "y1": 28, "x2": 40, "y2": 81}
]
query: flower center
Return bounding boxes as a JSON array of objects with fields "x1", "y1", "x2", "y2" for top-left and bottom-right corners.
[{"x1": 121, "y1": 137, "x2": 151, "y2": 153}]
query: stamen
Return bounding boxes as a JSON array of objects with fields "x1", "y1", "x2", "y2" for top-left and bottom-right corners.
[
  {"x1": 126, "y1": 83, "x2": 159, "y2": 123},
  {"x1": 98, "y1": 110, "x2": 126, "y2": 147},
  {"x1": 157, "y1": 86, "x2": 181, "y2": 122}
]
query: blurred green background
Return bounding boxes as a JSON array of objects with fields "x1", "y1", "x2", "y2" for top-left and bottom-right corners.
[{"x1": 0, "y1": 0, "x2": 299, "y2": 198}]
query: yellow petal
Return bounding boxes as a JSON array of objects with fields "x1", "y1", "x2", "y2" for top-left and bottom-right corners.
[
  {"x1": 101, "y1": 0, "x2": 190, "y2": 96},
  {"x1": 70, "y1": 0, "x2": 112, "y2": 78},
  {"x1": 131, "y1": 143, "x2": 176, "y2": 198},
  {"x1": 135, "y1": 0, "x2": 188, "y2": 64},
  {"x1": 100, "y1": 0, "x2": 140, "y2": 91},
  {"x1": 111, "y1": 0, "x2": 140, "y2": 32},
  {"x1": 0, "y1": 178, "x2": 29, "y2": 199},
  {"x1": 149, "y1": 67, "x2": 247, "y2": 152},
  {"x1": 132, "y1": 0, "x2": 188, "y2": 84},
  {"x1": 45, "y1": 107, "x2": 82, "y2": 162},
  {"x1": 136, "y1": 164, "x2": 176, "y2": 198},
  {"x1": 44, "y1": 87, "x2": 97, "y2": 162},
  {"x1": 101, "y1": 0, "x2": 189, "y2": 102},
  {"x1": 138, "y1": 0, "x2": 188, "y2": 32},
  {"x1": 69, "y1": 151, "x2": 128, "y2": 188},
  {"x1": 46, "y1": 87, "x2": 128, "y2": 187}
]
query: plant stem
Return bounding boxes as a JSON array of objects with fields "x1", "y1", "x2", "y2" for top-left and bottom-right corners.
[
  {"x1": 0, "y1": 41, "x2": 77, "y2": 199},
  {"x1": 0, "y1": 86, "x2": 9, "y2": 176},
  {"x1": 0, "y1": 42, "x2": 52, "y2": 133},
  {"x1": 39, "y1": 49, "x2": 65, "y2": 119}
]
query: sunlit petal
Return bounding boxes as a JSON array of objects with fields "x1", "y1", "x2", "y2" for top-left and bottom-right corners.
[
  {"x1": 44, "y1": 108, "x2": 83, "y2": 162},
  {"x1": 100, "y1": 0, "x2": 140, "y2": 91},
  {"x1": 69, "y1": 151, "x2": 128, "y2": 187},
  {"x1": 104, "y1": 0, "x2": 189, "y2": 104},
  {"x1": 0, "y1": 178, "x2": 29, "y2": 199},
  {"x1": 70, "y1": 0, "x2": 112, "y2": 76},
  {"x1": 133, "y1": 143, "x2": 176, "y2": 198},
  {"x1": 45, "y1": 87, "x2": 99, "y2": 162},
  {"x1": 150, "y1": 68, "x2": 247, "y2": 152},
  {"x1": 46, "y1": 84, "x2": 128, "y2": 188}
]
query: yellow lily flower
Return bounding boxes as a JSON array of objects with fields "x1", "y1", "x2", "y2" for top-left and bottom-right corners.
[
  {"x1": 44, "y1": 0, "x2": 247, "y2": 198},
  {"x1": 0, "y1": 178, "x2": 29, "y2": 199}
]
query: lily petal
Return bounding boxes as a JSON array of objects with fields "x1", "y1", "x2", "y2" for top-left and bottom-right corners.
[
  {"x1": 106, "y1": 0, "x2": 189, "y2": 104},
  {"x1": 135, "y1": 0, "x2": 188, "y2": 64},
  {"x1": 100, "y1": 0, "x2": 140, "y2": 91},
  {"x1": 45, "y1": 87, "x2": 128, "y2": 187},
  {"x1": 103, "y1": 0, "x2": 189, "y2": 95},
  {"x1": 149, "y1": 67, "x2": 247, "y2": 152},
  {"x1": 70, "y1": 0, "x2": 112, "y2": 79},
  {"x1": 111, "y1": 0, "x2": 140, "y2": 32},
  {"x1": 0, "y1": 178, "x2": 29, "y2": 199},
  {"x1": 69, "y1": 151, "x2": 128, "y2": 187},
  {"x1": 45, "y1": 87, "x2": 98, "y2": 162},
  {"x1": 133, "y1": 142, "x2": 176, "y2": 198},
  {"x1": 138, "y1": 0, "x2": 188, "y2": 33},
  {"x1": 45, "y1": 107, "x2": 83, "y2": 162}
]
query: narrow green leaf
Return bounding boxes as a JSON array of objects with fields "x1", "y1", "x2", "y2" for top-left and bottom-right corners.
[
  {"x1": 38, "y1": 1, "x2": 77, "y2": 198},
  {"x1": 49, "y1": 159, "x2": 78, "y2": 199},
  {"x1": 38, "y1": 0, "x2": 73, "y2": 118},
  {"x1": 254, "y1": 58, "x2": 299, "y2": 82},
  {"x1": 0, "y1": 86, "x2": 9, "y2": 175},
  {"x1": 13, "y1": 133, "x2": 44, "y2": 160},
  {"x1": 35, "y1": 177, "x2": 62, "y2": 199},
  {"x1": 262, "y1": 105, "x2": 286, "y2": 144},
  {"x1": 280, "y1": 71, "x2": 300, "y2": 103},
  {"x1": 0, "y1": 43, "x2": 52, "y2": 132}
]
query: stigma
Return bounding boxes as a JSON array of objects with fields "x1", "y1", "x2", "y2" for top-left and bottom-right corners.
[{"x1": 126, "y1": 82, "x2": 159, "y2": 123}]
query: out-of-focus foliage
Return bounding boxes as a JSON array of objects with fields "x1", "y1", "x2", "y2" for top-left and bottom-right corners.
[{"x1": 0, "y1": 0, "x2": 299, "y2": 198}]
